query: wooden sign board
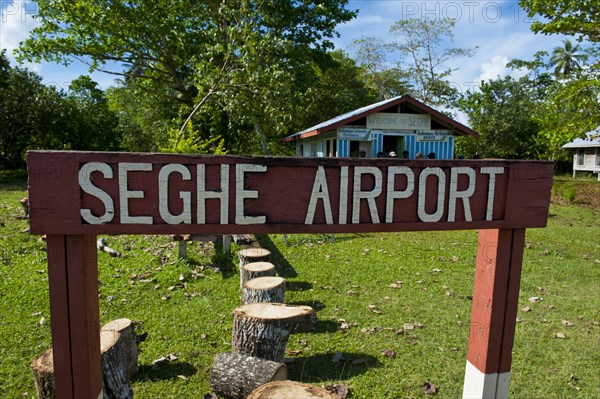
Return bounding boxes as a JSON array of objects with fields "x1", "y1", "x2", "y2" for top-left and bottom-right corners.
[
  {"x1": 28, "y1": 151, "x2": 553, "y2": 235},
  {"x1": 26, "y1": 150, "x2": 554, "y2": 399}
]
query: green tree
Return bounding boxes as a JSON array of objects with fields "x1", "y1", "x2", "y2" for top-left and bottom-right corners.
[
  {"x1": 351, "y1": 18, "x2": 477, "y2": 107},
  {"x1": 389, "y1": 18, "x2": 477, "y2": 106},
  {"x1": 550, "y1": 39, "x2": 589, "y2": 77},
  {"x1": 458, "y1": 76, "x2": 544, "y2": 159},
  {"x1": 18, "y1": 0, "x2": 357, "y2": 155},
  {"x1": 520, "y1": 0, "x2": 599, "y2": 42}
]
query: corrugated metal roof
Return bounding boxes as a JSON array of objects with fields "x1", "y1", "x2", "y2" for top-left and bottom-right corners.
[
  {"x1": 289, "y1": 96, "x2": 405, "y2": 138},
  {"x1": 283, "y1": 95, "x2": 479, "y2": 142},
  {"x1": 562, "y1": 126, "x2": 600, "y2": 148}
]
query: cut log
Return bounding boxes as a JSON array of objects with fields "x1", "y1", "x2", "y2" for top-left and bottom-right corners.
[
  {"x1": 231, "y1": 303, "x2": 316, "y2": 362},
  {"x1": 242, "y1": 276, "x2": 285, "y2": 305},
  {"x1": 31, "y1": 318, "x2": 139, "y2": 399},
  {"x1": 240, "y1": 261, "x2": 276, "y2": 288},
  {"x1": 97, "y1": 238, "x2": 121, "y2": 258},
  {"x1": 101, "y1": 318, "x2": 139, "y2": 379},
  {"x1": 210, "y1": 353, "x2": 287, "y2": 399},
  {"x1": 242, "y1": 277, "x2": 285, "y2": 305},
  {"x1": 233, "y1": 234, "x2": 256, "y2": 245},
  {"x1": 247, "y1": 380, "x2": 335, "y2": 399},
  {"x1": 31, "y1": 349, "x2": 54, "y2": 399},
  {"x1": 238, "y1": 248, "x2": 271, "y2": 268}
]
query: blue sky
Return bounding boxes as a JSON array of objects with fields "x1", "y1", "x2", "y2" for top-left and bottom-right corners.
[{"x1": 0, "y1": 0, "x2": 579, "y2": 96}]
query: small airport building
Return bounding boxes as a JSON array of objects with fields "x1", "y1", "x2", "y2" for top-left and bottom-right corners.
[{"x1": 283, "y1": 95, "x2": 479, "y2": 159}]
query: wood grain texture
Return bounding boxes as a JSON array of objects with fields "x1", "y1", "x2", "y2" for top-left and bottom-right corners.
[
  {"x1": 242, "y1": 277, "x2": 285, "y2": 304},
  {"x1": 28, "y1": 151, "x2": 553, "y2": 235},
  {"x1": 210, "y1": 353, "x2": 287, "y2": 399},
  {"x1": 467, "y1": 229, "x2": 525, "y2": 374}
]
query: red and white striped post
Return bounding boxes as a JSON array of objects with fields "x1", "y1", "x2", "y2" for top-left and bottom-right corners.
[{"x1": 463, "y1": 228, "x2": 525, "y2": 399}]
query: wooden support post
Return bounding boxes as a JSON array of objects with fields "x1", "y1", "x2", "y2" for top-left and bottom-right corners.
[
  {"x1": 463, "y1": 229, "x2": 525, "y2": 399},
  {"x1": 47, "y1": 235, "x2": 103, "y2": 399}
]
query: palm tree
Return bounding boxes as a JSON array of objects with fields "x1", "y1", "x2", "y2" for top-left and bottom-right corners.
[{"x1": 549, "y1": 39, "x2": 588, "y2": 78}]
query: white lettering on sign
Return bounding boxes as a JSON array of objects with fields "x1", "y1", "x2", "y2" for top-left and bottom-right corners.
[
  {"x1": 367, "y1": 113, "x2": 431, "y2": 130},
  {"x1": 119, "y1": 163, "x2": 153, "y2": 224},
  {"x1": 79, "y1": 162, "x2": 115, "y2": 224},
  {"x1": 418, "y1": 167, "x2": 446, "y2": 222},
  {"x1": 235, "y1": 164, "x2": 267, "y2": 225},
  {"x1": 301, "y1": 165, "x2": 502, "y2": 225},
  {"x1": 448, "y1": 167, "x2": 476, "y2": 222},
  {"x1": 305, "y1": 166, "x2": 333, "y2": 225},
  {"x1": 385, "y1": 166, "x2": 415, "y2": 223},
  {"x1": 352, "y1": 167, "x2": 382, "y2": 224},
  {"x1": 481, "y1": 167, "x2": 504, "y2": 221},
  {"x1": 197, "y1": 164, "x2": 229, "y2": 224},
  {"x1": 158, "y1": 164, "x2": 192, "y2": 224},
  {"x1": 78, "y1": 162, "x2": 505, "y2": 227}
]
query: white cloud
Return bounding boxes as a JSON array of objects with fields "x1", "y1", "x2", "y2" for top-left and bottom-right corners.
[{"x1": 477, "y1": 55, "x2": 509, "y2": 81}]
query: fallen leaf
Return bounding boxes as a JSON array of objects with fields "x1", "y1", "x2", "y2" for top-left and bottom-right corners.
[
  {"x1": 347, "y1": 290, "x2": 358, "y2": 296},
  {"x1": 367, "y1": 305, "x2": 382, "y2": 314},
  {"x1": 528, "y1": 296, "x2": 543, "y2": 303},
  {"x1": 177, "y1": 375, "x2": 188, "y2": 380},
  {"x1": 432, "y1": 268, "x2": 442, "y2": 273},
  {"x1": 421, "y1": 382, "x2": 438, "y2": 395},
  {"x1": 39, "y1": 316, "x2": 45, "y2": 326},
  {"x1": 381, "y1": 349, "x2": 395, "y2": 358},
  {"x1": 324, "y1": 383, "x2": 349, "y2": 399},
  {"x1": 561, "y1": 320, "x2": 574, "y2": 327},
  {"x1": 522, "y1": 306, "x2": 531, "y2": 312},
  {"x1": 286, "y1": 349, "x2": 302, "y2": 356},
  {"x1": 203, "y1": 394, "x2": 218, "y2": 399},
  {"x1": 389, "y1": 281, "x2": 403, "y2": 289},
  {"x1": 554, "y1": 332, "x2": 566, "y2": 339},
  {"x1": 403, "y1": 323, "x2": 415, "y2": 330}
]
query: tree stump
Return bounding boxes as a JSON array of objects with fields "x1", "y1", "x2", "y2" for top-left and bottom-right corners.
[
  {"x1": 247, "y1": 381, "x2": 335, "y2": 399},
  {"x1": 242, "y1": 276, "x2": 285, "y2": 304},
  {"x1": 31, "y1": 318, "x2": 139, "y2": 399},
  {"x1": 31, "y1": 349, "x2": 54, "y2": 399},
  {"x1": 100, "y1": 318, "x2": 139, "y2": 399},
  {"x1": 210, "y1": 353, "x2": 287, "y2": 399},
  {"x1": 232, "y1": 303, "x2": 316, "y2": 362},
  {"x1": 240, "y1": 261, "x2": 276, "y2": 289},
  {"x1": 238, "y1": 248, "x2": 271, "y2": 268}
]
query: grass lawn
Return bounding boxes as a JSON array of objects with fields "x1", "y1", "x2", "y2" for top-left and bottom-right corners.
[{"x1": 0, "y1": 176, "x2": 598, "y2": 398}]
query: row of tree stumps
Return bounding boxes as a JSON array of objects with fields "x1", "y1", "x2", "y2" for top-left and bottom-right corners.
[{"x1": 209, "y1": 247, "x2": 336, "y2": 399}]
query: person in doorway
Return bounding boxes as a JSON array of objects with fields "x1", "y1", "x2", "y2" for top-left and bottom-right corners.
[
  {"x1": 415, "y1": 152, "x2": 424, "y2": 159},
  {"x1": 389, "y1": 151, "x2": 397, "y2": 158},
  {"x1": 359, "y1": 150, "x2": 366, "y2": 158},
  {"x1": 427, "y1": 152, "x2": 436, "y2": 159},
  {"x1": 402, "y1": 150, "x2": 409, "y2": 158},
  {"x1": 376, "y1": 152, "x2": 384, "y2": 158}
]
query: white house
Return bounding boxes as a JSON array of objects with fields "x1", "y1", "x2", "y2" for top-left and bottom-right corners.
[
  {"x1": 562, "y1": 126, "x2": 600, "y2": 181},
  {"x1": 282, "y1": 95, "x2": 479, "y2": 159}
]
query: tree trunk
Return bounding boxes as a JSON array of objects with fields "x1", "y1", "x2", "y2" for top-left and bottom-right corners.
[
  {"x1": 242, "y1": 276, "x2": 285, "y2": 305},
  {"x1": 31, "y1": 349, "x2": 54, "y2": 399},
  {"x1": 247, "y1": 381, "x2": 335, "y2": 399},
  {"x1": 238, "y1": 248, "x2": 271, "y2": 269},
  {"x1": 232, "y1": 303, "x2": 316, "y2": 362},
  {"x1": 210, "y1": 353, "x2": 287, "y2": 399},
  {"x1": 31, "y1": 318, "x2": 139, "y2": 399},
  {"x1": 240, "y1": 262, "x2": 276, "y2": 289},
  {"x1": 100, "y1": 318, "x2": 139, "y2": 399}
]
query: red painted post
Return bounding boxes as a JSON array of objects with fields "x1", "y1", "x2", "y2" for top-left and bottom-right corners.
[
  {"x1": 46, "y1": 235, "x2": 103, "y2": 399},
  {"x1": 463, "y1": 228, "x2": 525, "y2": 399}
]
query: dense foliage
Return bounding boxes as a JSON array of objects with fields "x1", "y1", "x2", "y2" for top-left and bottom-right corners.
[{"x1": 0, "y1": 51, "x2": 119, "y2": 169}]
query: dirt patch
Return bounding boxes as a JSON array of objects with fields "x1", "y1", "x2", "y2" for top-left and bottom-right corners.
[{"x1": 552, "y1": 178, "x2": 600, "y2": 212}]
